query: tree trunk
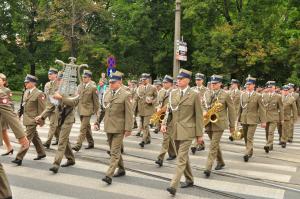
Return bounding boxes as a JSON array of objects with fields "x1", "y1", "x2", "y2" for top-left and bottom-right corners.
[{"x1": 223, "y1": 0, "x2": 233, "y2": 25}]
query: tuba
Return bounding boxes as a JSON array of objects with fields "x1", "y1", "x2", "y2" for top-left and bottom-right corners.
[{"x1": 203, "y1": 99, "x2": 223, "y2": 126}]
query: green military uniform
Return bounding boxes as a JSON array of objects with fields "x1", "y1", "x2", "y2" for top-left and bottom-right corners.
[
  {"x1": 229, "y1": 86, "x2": 241, "y2": 118},
  {"x1": 288, "y1": 84, "x2": 299, "y2": 142},
  {"x1": 0, "y1": 86, "x2": 13, "y2": 199},
  {"x1": 135, "y1": 73, "x2": 157, "y2": 147},
  {"x1": 280, "y1": 86, "x2": 298, "y2": 147},
  {"x1": 156, "y1": 76, "x2": 177, "y2": 165},
  {"x1": 43, "y1": 77, "x2": 61, "y2": 147},
  {"x1": 167, "y1": 69, "x2": 203, "y2": 195},
  {"x1": 239, "y1": 77, "x2": 266, "y2": 162},
  {"x1": 262, "y1": 81, "x2": 284, "y2": 153},
  {"x1": 14, "y1": 76, "x2": 46, "y2": 163},
  {"x1": 40, "y1": 96, "x2": 78, "y2": 172},
  {"x1": 203, "y1": 75, "x2": 236, "y2": 174},
  {"x1": 191, "y1": 74, "x2": 207, "y2": 153},
  {"x1": 73, "y1": 70, "x2": 99, "y2": 151},
  {"x1": 101, "y1": 72, "x2": 133, "y2": 185}
]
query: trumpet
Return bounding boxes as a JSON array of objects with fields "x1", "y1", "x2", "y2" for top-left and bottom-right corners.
[{"x1": 204, "y1": 100, "x2": 223, "y2": 126}]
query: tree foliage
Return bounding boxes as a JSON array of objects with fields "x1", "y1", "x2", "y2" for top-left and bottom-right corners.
[{"x1": 0, "y1": 0, "x2": 299, "y2": 90}]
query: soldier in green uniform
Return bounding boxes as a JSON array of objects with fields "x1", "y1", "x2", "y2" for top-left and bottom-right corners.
[
  {"x1": 36, "y1": 90, "x2": 78, "y2": 173},
  {"x1": 43, "y1": 68, "x2": 61, "y2": 148},
  {"x1": 72, "y1": 70, "x2": 99, "y2": 151},
  {"x1": 228, "y1": 79, "x2": 242, "y2": 141},
  {"x1": 0, "y1": 139, "x2": 12, "y2": 199},
  {"x1": 280, "y1": 85, "x2": 298, "y2": 148},
  {"x1": 162, "y1": 69, "x2": 203, "y2": 196},
  {"x1": 263, "y1": 81, "x2": 284, "y2": 153},
  {"x1": 12, "y1": 75, "x2": 46, "y2": 166},
  {"x1": 129, "y1": 80, "x2": 138, "y2": 129},
  {"x1": 239, "y1": 76, "x2": 266, "y2": 162},
  {"x1": 203, "y1": 75, "x2": 236, "y2": 177},
  {"x1": 0, "y1": 73, "x2": 29, "y2": 199},
  {"x1": 287, "y1": 83, "x2": 299, "y2": 142},
  {"x1": 153, "y1": 79, "x2": 163, "y2": 134},
  {"x1": 191, "y1": 73, "x2": 207, "y2": 154},
  {"x1": 101, "y1": 71, "x2": 133, "y2": 185},
  {"x1": 135, "y1": 73, "x2": 157, "y2": 148},
  {"x1": 155, "y1": 75, "x2": 177, "y2": 167}
]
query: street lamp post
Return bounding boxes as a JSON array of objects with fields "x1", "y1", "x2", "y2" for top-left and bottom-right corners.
[{"x1": 173, "y1": 0, "x2": 181, "y2": 78}]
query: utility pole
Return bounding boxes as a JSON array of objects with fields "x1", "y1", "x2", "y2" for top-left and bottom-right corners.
[
  {"x1": 173, "y1": 0, "x2": 181, "y2": 78},
  {"x1": 71, "y1": 0, "x2": 75, "y2": 57}
]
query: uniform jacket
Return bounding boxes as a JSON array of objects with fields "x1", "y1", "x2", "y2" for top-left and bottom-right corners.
[
  {"x1": 262, "y1": 93, "x2": 284, "y2": 122},
  {"x1": 23, "y1": 88, "x2": 46, "y2": 126},
  {"x1": 203, "y1": 89, "x2": 236, "y2": 131},
  {"x1": 103, "y1": 87, "x2": 133, "y2": 134},
  {"x1": 191, "y1": 86, "x2": 207, "y2": 98},
  {"x1": 282, "y1": 95, "x2": 298, "y2": 121},
  {"x1": 291, "y1": 92, "x2": 300, "y2": 115},
  {"x1": 169, "y1": 87, "x2": 203, "y2": 140},
  {"x1": 135, "y1": 84, "x2": 157, "y2": 116},
  {"x1": 239, "y1": 91, "x2": 266, "y2": 124},
  {"x1": 77, "y1": 82, "x2": 99, "y2": 116},
  {"x1": 229, "y1": 89, "x2": 241, "y2": 117}
]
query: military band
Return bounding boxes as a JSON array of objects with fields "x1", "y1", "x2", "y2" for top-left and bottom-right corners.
[{"x1": 1, "y1": 66, "x2": 300, "y2": 197}]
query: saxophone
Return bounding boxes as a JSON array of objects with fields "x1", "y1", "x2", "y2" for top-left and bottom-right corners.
[
  {"x1": 204, "y1": 99, "x2": 223, "y2": 126},
  {"x1": 150, "y1": 105, "x2": 167, "y2": 126}
]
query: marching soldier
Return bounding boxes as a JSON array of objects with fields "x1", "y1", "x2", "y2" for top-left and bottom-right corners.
[
  {"x1": 36, "y1": 89, "x2": 78, "y2": 173},
  {"x1": 43, "y1": 68, "x2": 61, "y2": 148},
  {"x1": 239, "y1": 76, "x2": 266, "y2": 162},
  {"x1": 135, "y1": 73, "x2": 157, "y2": 148},
  {"x1": 0, "y1": 135, "x2": 12, "y2": 199},
  {"x1": 72, "y1": 70, "x2": 99, "y2": 151},
  {"x1": 280, "y1": 85, "x2": 298, "y2": 148},
  {"x1": 93, "y1": 78, "x2": 107, "y2": 131},
  {"x1": 228, "y1": 79, "x2": 241, "y2": 141},
  {"x1": 101, "y1": 71, "x2": 133, "y2": 185},
  {"x1": 153, "y1": 79, "x2": 163, "y2": 134},
  {"x1": 288, "y1": 83, "x2": 300, "y2": 142},
  {"x1": 203, "y1": 75, "x2": 236, "y2": 177},
  {"x1": 263, "y1": 81, "x2": 284, "y2": 153},
  {"x1": 191, "y1": 73, "x2": 207, "y2": 154},
  {"x1": 155, "y1": 75, "x2": 177, "y2": 167},
  {"x1": 162, "y1": 69, "x2": 203, "y2": 196},
  {"x1": 129, "y1": 80, "x2": 138, "y2": 129},
  {"x1": 12, "y1": 75, "x2": 46, "y2": 166}
]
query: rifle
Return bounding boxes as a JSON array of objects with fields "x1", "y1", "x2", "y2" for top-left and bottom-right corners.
[{"x1": 18, "y1": 87, "x2": 25, "y2": 118}]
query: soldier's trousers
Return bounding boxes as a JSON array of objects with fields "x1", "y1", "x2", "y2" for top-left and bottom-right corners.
[
  {"x1": 16, "y1": 125, "x2": 45, "y2": 160},
  {"x1": 288, "y1": 120, "x2": 295, "y2": 141},
  {"x1": 0, "y1": 164, "x2": 12, "y2": 199},
  {"x1": 280, "y1": 120, "x2": 292, "y2": 143},
  {"x1": 157, "y1": 125, "x2": 176, "y2": 161},
  {"x1": 265, "y1": 122, "x2": 277, "y2": 148},
  {"x1": 170, "y1": 140, "x2": 193, "y2": 189},
  {"x1": 75, "y1": 115, "x2": 94, "y2": 148},
  {"x1": 141, "y1": 116, "x2": 151, "y2": 143},
  {"x1": 0, "y1": 105, "x2": 25, "y2": 139},
  {"x1": 106, "y1": 133, "x2": 125, "y2": 177},
  {"x1": 44, "y1": 113, "x2": 60, "y2": 145},
  {"x1": 205, "y1": 131, "x2": 224, "y2": 171},
  {"x1": 53, "y1": 123, "x2": 75, "y2": 166},
  {"x1": 242, "y1": 124, "x2": 257, "y2": 156}
]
